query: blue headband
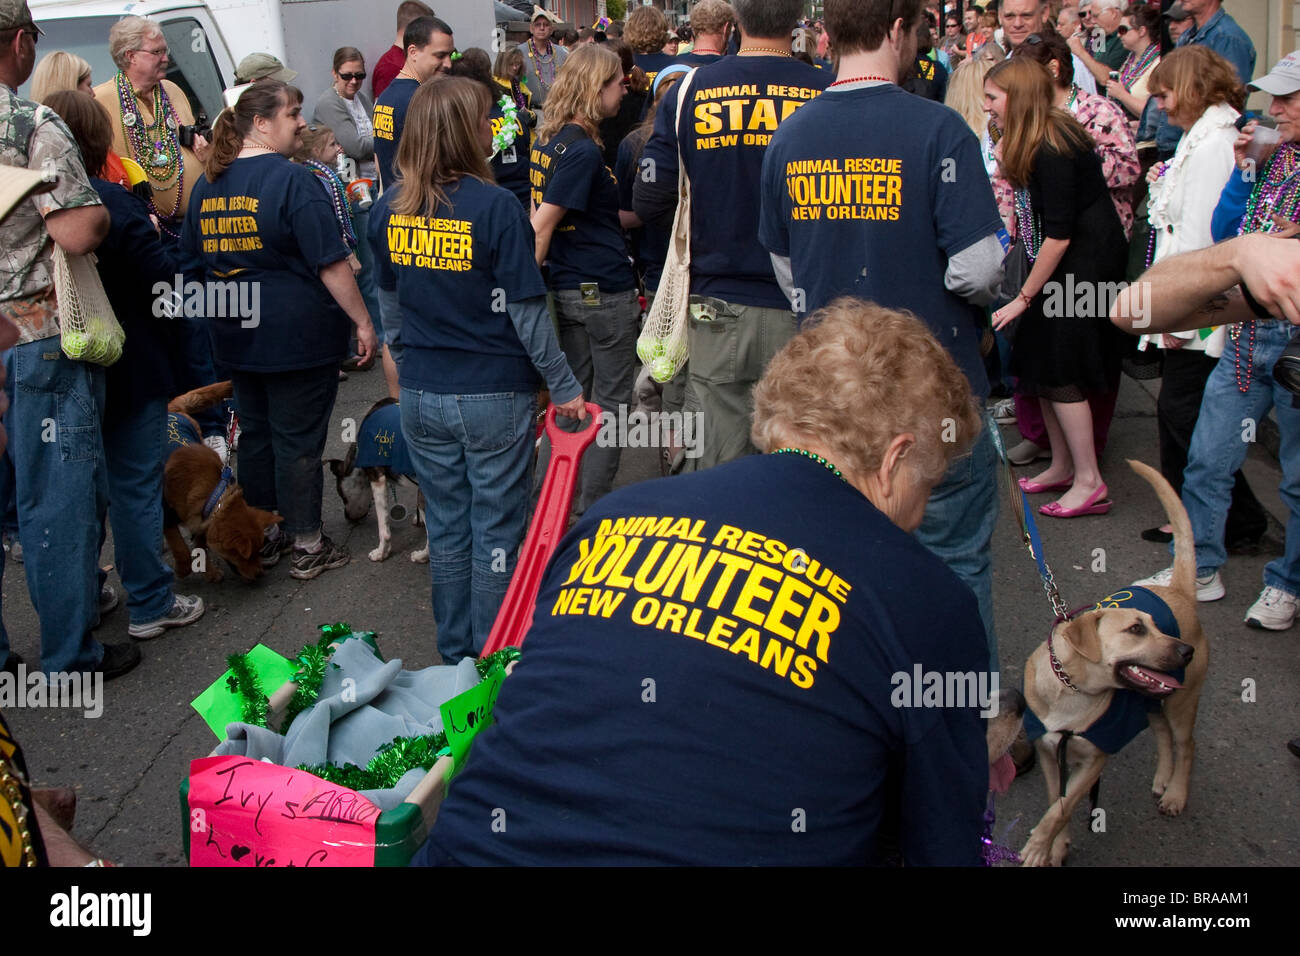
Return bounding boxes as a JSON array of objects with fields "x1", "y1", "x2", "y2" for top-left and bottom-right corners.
[{"x1": 653, "y1": 64, "x2": 693, "y2": 99}]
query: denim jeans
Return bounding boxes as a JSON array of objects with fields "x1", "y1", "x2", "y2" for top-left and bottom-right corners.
[
  {"x1": 229, "y1": 364, "x2": 340, "y2": 537},
  {"x1": 379, "y1": 286, "x2": 403, "y2": 364},
  {"x1": 102, "y1": 397, "x2": 174, "y2": 624},
  {"x1": 1180, "y1": 321, "x2": 1300, "y2": 593},
  {"x1": 916, "y1": 420, "x2": 999, "y2": 672},
  {"x1": 554, "y1": 287, "x2": 639, "y2": 512},
  {"x1": 0, "y1": 342, "x2": 107, "y2": 673},
  {"x1": 351, "y1": 206, "x2": 384, "y2": 343},
  {"x1": 400, "y1": 388, "x2": 536, "y2": 663}
]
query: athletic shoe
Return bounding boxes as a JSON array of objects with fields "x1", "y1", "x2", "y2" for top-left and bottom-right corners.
[
  {"x1": 203, "y1": 434, "x2": 230, "y2": 464},
  {"x1": 260, "y1": 529, "x2": 292, "y2": 568},
  {"x1": 1007, "y1": 439, "x2": 1049, "y2": 466},
  {"x1": 128, "y1": 594, "x2": 205, "y2": 639},
  {"x1": 990, "y1": 397, "x2": 1017, "y2": 424},
  {"x1": 1244, "y1": 586, "x2": 1300, "y2": 630},
  {"x1": 96, "y1": 642, "x2": 142, "y2": 680},
  {"x1": 1132, "y1": 566, "x2": 1225, "y2": 602},
  {"x1": 290, "y1": 535, "x2": 350, "y2": 580}
]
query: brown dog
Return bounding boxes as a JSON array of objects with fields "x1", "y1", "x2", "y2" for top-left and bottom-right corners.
[
  {"x1": 164, "y1": 383, "x2": 279, "y2": 582},
  {"x1": 1019, "y1": 460, "x2": 1207, "y2": 867}
]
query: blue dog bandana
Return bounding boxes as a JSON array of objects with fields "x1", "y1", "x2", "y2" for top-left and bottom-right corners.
[
  {"x1": 166, "y1": 413, "x2": 202, "y2": 453},
  {"x1": 354, "y1": 403, "x2": 414, "y2": 477},
  {"x1": 1024, "y1": 587, "x2": 1186, "y2": 754}
]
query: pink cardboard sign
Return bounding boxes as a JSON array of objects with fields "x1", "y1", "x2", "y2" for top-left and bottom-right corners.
[{"x1": 189, "y1": 756, "x2": 380, "y2": 867}]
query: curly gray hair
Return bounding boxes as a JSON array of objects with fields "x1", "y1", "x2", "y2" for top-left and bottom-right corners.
[{"x1": 109, "y1": 15, "x2": 164, "y2": 71}]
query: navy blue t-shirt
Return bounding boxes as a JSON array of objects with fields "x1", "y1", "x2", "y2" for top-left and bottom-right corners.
[
  {"x1": 674, "y1": 51, "x2": 724, "y2": 68},
  {"x1": 373, "y1": 77, "x2": 419, "y2": 193},
  {"x1": 370, "y1": 177, "x2": 548, "y2": 393},
  {"x1": 640, "y1": 56, "x2": 831, "y2": 308},
  {"x1": 490, "y1": 95, "x2": 531, "y2": 209},
  {"x1": 417, "y1": 453, "x2": 989, "y2": 866},
  {"x1": 634, "y1": 51, "x2": 678, "y2": 90},
  {"x1": 183, "y1": 155, "x2": 350, "y2": 372},
  {"x1": 759, "y1": 84, "x2": 1002, "y2": 398},
  {"x1": 530, "y1": 124, "x2": 635, "y2": 293},
  {"x1": 616, "y1": 132, "x2": 670, "y2": 291}
]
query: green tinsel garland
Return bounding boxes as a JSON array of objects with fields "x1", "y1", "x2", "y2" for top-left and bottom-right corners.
[
  {"x1": 297, "y1": 733, "x2": 452, "y2": 791},
  {"x1": 476, "y1": 646, "x2": 521, "y2": 677},
  {"x1": 224, "y1": 652, "x2": 270, "y2": 728},
  {"x1": 279, "y1": 643, "x2": 330, "y2": 733}
]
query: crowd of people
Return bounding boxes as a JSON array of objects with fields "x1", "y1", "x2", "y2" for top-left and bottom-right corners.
[{"x1": 2, "y1": 0, "x2": 1299, "y2": 867}]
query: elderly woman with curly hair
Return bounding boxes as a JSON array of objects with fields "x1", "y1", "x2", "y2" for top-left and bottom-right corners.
[{"x1": 413, "y1": 298, "x2": 992, "y2": 867}]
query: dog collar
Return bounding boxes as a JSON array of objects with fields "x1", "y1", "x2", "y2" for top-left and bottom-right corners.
[
  {"x1": 1046, "y1": 622, "x2": 1081, "y2": 693},
  {"x1": 202, "y1": 466, "x2": 234, "y2": 521}
]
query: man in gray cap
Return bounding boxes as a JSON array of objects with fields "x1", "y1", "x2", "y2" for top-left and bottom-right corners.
[
  {"x1": 0, "y1": 0, "x2": 144, "y2": 680},
  {"x1": 1164, "y1": 3, "x2": 1193, "y2": 44},
  {"x1": 518, "y1": 6, "x2": 566, "y2": 107},
  {"x1": 234, "y1": 52, "x2": 297, "y2": 85}
]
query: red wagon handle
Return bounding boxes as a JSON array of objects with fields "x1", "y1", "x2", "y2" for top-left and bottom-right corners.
[{"x1": 480, "y1": 401, "x2": 602, "y2": 656}]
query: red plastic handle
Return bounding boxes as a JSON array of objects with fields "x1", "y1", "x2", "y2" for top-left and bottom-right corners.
[{"x1": 480, "y1": 402, "x2": 601, "y2": 656}]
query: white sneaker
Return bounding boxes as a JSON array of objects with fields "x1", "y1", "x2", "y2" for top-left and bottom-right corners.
[
  {"x1": 1244, "y1": 586, "x2": 1300, "y2": 630},
  {"x1": 1133, "y1": 566, "x2": 1225, "y2": 602},
  {"x1": 203, "y1": 434, "x2": 229, "y2": 464},
  {"x1": 129, "y1": 594, "x2": 205, "y2": 639},
  {"x1": 990, "y1": 397, "x2": 1017, "y2": 424}
]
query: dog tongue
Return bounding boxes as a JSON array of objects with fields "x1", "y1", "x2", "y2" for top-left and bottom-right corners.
[
  {"x1": 1127, "y1": 665, "x2": 1183, "y2": 690},
  {"x1": 990, "y1": 753, "x2": 1016, "y2": 794}
]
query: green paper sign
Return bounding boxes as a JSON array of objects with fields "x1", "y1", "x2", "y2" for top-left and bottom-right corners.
[
  {"x1": 439, "y1": 664, "x2": 506, "y2": 777},
  {"x1": 191, "y1": 644, "x2": 299, "y2": 740}
]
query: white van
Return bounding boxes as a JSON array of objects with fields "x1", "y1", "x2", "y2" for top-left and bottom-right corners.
[{"x1": 25, "y1": 0, "x2": 495, "y2": 125}]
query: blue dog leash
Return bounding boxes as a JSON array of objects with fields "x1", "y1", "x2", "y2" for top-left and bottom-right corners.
[{"x1": 202, "y1": 466, "x2": 234, "y2": 520}]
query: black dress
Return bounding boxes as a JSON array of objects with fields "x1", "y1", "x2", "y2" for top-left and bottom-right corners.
[{"x1": 1010, "y1": 141, "x2": 1128, "y2": 403}]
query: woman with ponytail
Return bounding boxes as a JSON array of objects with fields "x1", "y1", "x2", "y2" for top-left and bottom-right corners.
[
  {"x1": 987, "y1": 57, "x2": 1127, "y2": 520},
  {"x1": 183, "y1": 79, "x2": 378, "y2": 580}
]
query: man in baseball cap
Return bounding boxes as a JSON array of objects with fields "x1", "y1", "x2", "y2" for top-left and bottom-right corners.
[
  {"x1": 234, "y1": 51, "x2": 297, "y2": 84},
  {"x1": 1250, "y1": 50, "x2": 1300, "y2": 98},
  {"x1": 0, "y1": 0, "x2": 40, "y2": 34}
]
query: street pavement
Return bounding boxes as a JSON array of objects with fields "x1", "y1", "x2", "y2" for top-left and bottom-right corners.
[{"x1": 3, "y1": 367, "x2": 1298, "y2": 866}]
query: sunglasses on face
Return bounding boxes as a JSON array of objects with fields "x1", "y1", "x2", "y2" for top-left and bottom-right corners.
[
  {"x1": 1117, "y1": 25, "x2": 1130, "y2": 35},
  {"x1": 338, "y1": 71, "x2": 366, "y2": 81},
  {"x1": 1024, "y1": 33, "x2": 1044, "y2": 45}
]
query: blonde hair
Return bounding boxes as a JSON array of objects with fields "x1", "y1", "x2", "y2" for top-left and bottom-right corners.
[
  {"x1": 392, "y1": 76, "x2": 493, "y2": 217},
  {"x1": 690, "y1": 0, "x2": 734, "y2": 37},
  {"x1": 752, "y1": 299, "x2": 979, "y2": 484},
  {"x1": 945, "y1": 56, "x2": 997, "y2": 137},
  {"x1": 536, "y1": 45, "x2": 622, "y2": 147},
  {"x1": 31, "y1": 51, "x2": 92, "y2": 104},
  {"x1": 986, "y1": 57, "x2": 1093, "y2": 188},
  {"x1": 295, "y1": 124, "x2": 339, "y2": 164}
]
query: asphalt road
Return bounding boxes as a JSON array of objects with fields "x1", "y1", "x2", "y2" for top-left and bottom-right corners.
[{"x1": 4, "y1": 367, "x2": 1298, "y2": 867}]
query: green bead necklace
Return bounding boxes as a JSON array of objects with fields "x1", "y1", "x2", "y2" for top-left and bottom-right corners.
[{"x1": 772, "y1": 447, "x2": 846, "y2": 481}]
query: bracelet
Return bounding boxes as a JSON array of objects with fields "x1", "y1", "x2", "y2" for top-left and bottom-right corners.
[{"x1": 1018, "y1": 290, "x2": 1035, "y2": 307}]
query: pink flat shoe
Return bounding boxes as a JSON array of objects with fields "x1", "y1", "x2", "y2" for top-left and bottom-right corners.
[
  {"x1": 1019, "y1": 474, "x2": 1075, "y2": 494},
  {"x1": 1039, "y1": 483, "x2": 1111, "y2": 518}
]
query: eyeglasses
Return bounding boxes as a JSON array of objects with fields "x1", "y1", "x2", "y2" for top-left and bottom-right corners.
[
  {"x1": 337, "y1": 71, "x2": 366, "y2": 81},
  {"x1": 136, "y1": 46, "x2": 169, "y2": 58},
  {"x1": 21, "y1": 28, "x2": 38, "y2": 45},
  {"x1": 1116, "y1": 25, "x2": 1129, "y2": 35}
]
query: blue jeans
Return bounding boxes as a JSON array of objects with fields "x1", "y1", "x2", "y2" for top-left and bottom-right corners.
[
  {"x1": 0, "y1": 342, "x2": 107, "y2": 673},
  {"x1": 1180, "y1": 321, "x2": 1300, "y2": 593},
  {"x1": 352, "y1": 206, "x2": 383, "y2": 343},
  {"x1": 103, "y1": 398, "x2": 174, "y2": 624},
  {"x1": 916, "y1": 420, "x2": 999, "y2": 672},
  {"x1": 400, "y1": 389, "x2": 536, "y2": 663},
  {"x1": 379, "y1": 286, "x2": 403, "y2": 365}
]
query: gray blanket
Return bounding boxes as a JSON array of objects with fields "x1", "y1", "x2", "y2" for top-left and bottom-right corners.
[{"x1": 214, "y1": 641, "x2": 481, "y2": 809}]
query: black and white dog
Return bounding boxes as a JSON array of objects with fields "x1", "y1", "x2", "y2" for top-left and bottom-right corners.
[{"x1": 325, "y1": 398, "x2": 428, "y2": 563}]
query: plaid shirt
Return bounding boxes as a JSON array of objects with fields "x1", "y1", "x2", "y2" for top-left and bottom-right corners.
[{"x1": 0, "y1": 84, "x2": 101, "y2": 343}]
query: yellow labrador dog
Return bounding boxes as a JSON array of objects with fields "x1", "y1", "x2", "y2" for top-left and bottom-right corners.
[{"x1": 1019, "y1": 460, "x2": 1207, "y2": 867}]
